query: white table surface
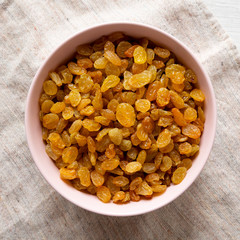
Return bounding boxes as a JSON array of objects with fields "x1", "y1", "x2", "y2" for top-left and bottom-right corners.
[{"x1": 203, "y1": 0, "x2": 240, "y2": 51}]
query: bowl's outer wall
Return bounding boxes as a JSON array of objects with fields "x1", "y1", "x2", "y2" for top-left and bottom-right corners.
[{"x1": 25, "y1": 22, "x2": 216, "y2": 216}]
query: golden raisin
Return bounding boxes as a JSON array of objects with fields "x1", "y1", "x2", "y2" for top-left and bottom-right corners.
[
  {"x1": 101, "y1": 75, "x2": 120, "y2": 92},
  {"x1": 96, "y1": 186, "x2": 111, "y2": 203},
  {"x1": 69, "y1": 90, "x2": 81, "y2": 107},
  {"x1": 104, "y1": 51, "x2": 121, "y2": 66},
  {"x1": 43, "y1": 80, "x2": 58, "y2": 95},
  {"x1": 113, "y1": 176, "x2": 129, "y2": 187},
  {"x1": 156, "y1": 88, "x2": 170, "y2": 107},
  {"x1": 133, "y1": 46, "x2": 147, "y2": 64},
  {"x1": 169, "y1": 90, "x2": 185, "y2": 108},
  {"x1": 101, "y1": 158, "x2": 120, "y2": 171},
  {"x1": 50, "y1": 102, "x2": 65, "y2": 114},
  {"x1": 156, "y1": 129, "x2": 172, "y2": 149},
  {"x1": 171, "y1": 167, "x2": 187, "y2": 184},
  {"x1": 178, "y1": 158, "x2": 192, "y2": 170},
  {"x1": 41, "y1": 100, "x2": 54, "y2": 113},
  {"x1": 82, "y1": 119, "x2": 101, "y2": 131},
  {"x1": 125, "y1": 162, "x2": 142, "y2": 173},
  {"x1": 165, "y1": 64, "x2": 185, "y2": 84},
  {"x1": 172, "y1": 108, "x2": 187, "y2": 127},
  {"x1": 116, "y1": 103, "x2": 136, "y2": 127},
  {"x1": 77, "y1": 74, "x2": 93, "y2": 93},
  {"x1": 108, "y1": 128, "x2": 123, "y2": 145},
  {"x1": 190, "y1": 89, "x2": 205, "y2": 102},
  {"x1": 116, "y1": 41, "x2": 132, "y2": 58},
  {"x1": 135, "y1": 99, "x2": 151, "y2": 113},
  {"x1": 113, "y1": 191, "x2": 126, "y2": 203},
  {"x1": 43, "y1": 113, "x2": 59, "y2": 129},
  {"x1": 154, "y1": 47, "x2": 170, "y2": 59},
  {"x1": 128, "y1": 70, "x2": 152, "y2": 88},
  {"x1": 182, "y1": 124, "x2": 201, "y2": 139},
  {"x1": 91, "y1": 170, "x2": 104, "y2": 187},
  {"x1": 60, "y1": 168, "x2": 76, "y2": 180},
  {"x1": 62, "y1": 146, "x2": 78, "y2": 164}
]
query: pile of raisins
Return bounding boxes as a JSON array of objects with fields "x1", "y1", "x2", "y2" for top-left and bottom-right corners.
[{"x1": 39, "y1": 32, "x2": 205, "y2": 203}]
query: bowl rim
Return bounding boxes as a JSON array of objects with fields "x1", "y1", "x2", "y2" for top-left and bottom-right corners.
[{"x1": 25, "y1": 21, "x2": 217, "y2": 217}]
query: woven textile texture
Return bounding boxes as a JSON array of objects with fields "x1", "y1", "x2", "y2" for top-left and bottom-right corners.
[{"x1": 0, "y1": 0, "x2": 239, "y2": 239}]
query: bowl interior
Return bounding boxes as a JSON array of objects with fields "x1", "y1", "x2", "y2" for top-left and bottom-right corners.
[{"x1": 25, "y1": 23, "x2": 216, "y2": 216}]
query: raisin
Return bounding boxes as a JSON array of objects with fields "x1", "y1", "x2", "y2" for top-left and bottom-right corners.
[
  {"x1": 136, "y1": 123, "x2": 148, "y2": 141},
  {"x1": 185, "y1": 69, "x2": 198, "y2": 83},
  {"x1": 126, "y1": 162, "x2": 142, "y2": 173},
  {"x1": 62, "y1": 146, "x2": 78, "y2": 164},
  {"x1": 165, "y1": 64, "x2": 185, "y2": 84},
  {"x1": 87, "y1": 136, "x2": 96, "y2": 153},
  {"x1": 77, "y1": 74, "x2": 93, "y2": 93},
  {"x1": 116, "y1": 103, "x2": 136, "y2": 127},
  {"x1": 146, "y1": 81, "x2": 161, "y2": 101},
  {"x1": 68, "y1": 62, "x2": 87, "y2": 75},
  {"x1": 156, "y1": 129, "x2": 172, "y2": 149},
  {"x1": 91, "y1": 170, "x2": 104, "y2": 187},
  {"x1": 50, "y1": 102, "x2": 65, "y2": 114},
  {"x1": 43, "y1": 80, "x2": 58, "y2": 96},
  {"x1": 142, "y1": 116, "x2": 154, "y2": 133},
  {"x1": 158, "y1": 116, "x2": 173, "y2": 127},
  {"x1": 135, "y1": 181, "x2": 153, "y2": 196},
  {"x1": 169, "y1": 90, "x2": 185, "y2": 108},
  {"x1": 43, "y1": 113, "x2": 59, "y2": 129},
  {"x1": 151, "y1": 184, "x2": 167, "y2": 193},
  {"x1": 104, "y1": 50, "x2": 121, "y2": 66},
  {"x1": 60, "y1": 168, "x2": 76, "y2": 180},
  {"x1": 184, "y1": 107, "x2": 197, "y2": 122},
  {"x1": 124, "y1": 45, "x2": 139, "y2": 58},
  {"x1": 94, "y1": 57, "x2": 108, "y2": 69},
  {"x1": 119, "y1": 139, "x2": 132, "y2": 151},
  {"x1": 101, "y1": 75, "x2": 120, "y2": 92},
  {"x1": 120, "y1": 92, "x2": 137, "y2": 105},
  {"x1": 48, "y1": 132, "x2": 66, "y2": 149},
  {"x1": 135, "y1": 99, "x2": 150, "y2": 113},
  {"x1": 171, "y1": 167, "x2": 187, "y2": 184},
  {"x1": 172, "y1": 108, "x2": 187, "y2": 127},
  {"x1": 160, "y1": 156, "x2": 172, "y2": 172},
  {"x1": 190, "y1": 89, "x2": 205, "y2": 102},
  {"x1": 146, "y1": 48, "x2": 155, "y2": 64},
  {"x1": 154, "y1": 47, "x2": 170, "y2": 58},
  {"x1": 116, "y1": 41, "x2": 132, "y2": 58},
  {"x1": 49, "y1": 72, "x2": 62, "y2": 87},
  {"x1": 133, "y1": 46, "x2": 147, "y2": 64},
  {"x1": 113, "y1": 191, "x2": 126, "y2": 203},
  {"x1": 128, "y1": 70, "x2": 152, "y2": 88},
  {"x1": 80, "y1": 105, "x2": 95, "y2": 116},
  {"x1": 142, "y1": 163, "x2": 157, "y2": 174},
  {"x1": 182, "y1": 124, "x2": 201, "y2": 139},
  {"x1": 77, "y1": 44, "x2": 93, "y2": 56},
  {"x1": 113, "y1": 176, "x2": 129, "y2": 187},
  {"x1": 77, "y1": 58, "x2": 93, "y2": 69},
  {"x1": 107, "y1": 99, "x2": 119, "y2": 113},
  {"x1": 108, "y1": 128, "x2": 123, "y2": 145},
  {"x1": 132, "y1": 62, "x2": 147, "y2": 74},
  {"x1": 82, "y1": 119, "x2": 101, "y2": 131},
  {"x1": 41, "y1": 100, "x2": 54, "y2": 113},
  {"x1": 101, "y1": 158, "x2": 120, "y2": 171},
  {"x1": 156, "y1": 88, "x2": 170, "y2": 107},
  {"x1": 96, "y1": 186, "x2": 111, "y2": 203}
]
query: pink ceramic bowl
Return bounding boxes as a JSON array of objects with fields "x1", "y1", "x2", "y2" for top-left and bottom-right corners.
[{"x1": 25, "y1": 22, "x2": 216, "y2": 216}]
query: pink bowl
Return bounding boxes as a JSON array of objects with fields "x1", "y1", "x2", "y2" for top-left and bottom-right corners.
[{"x1": 25, "y1": 22, "x2": 216, "y2": 216}]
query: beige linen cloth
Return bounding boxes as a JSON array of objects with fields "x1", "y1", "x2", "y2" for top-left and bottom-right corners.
[{"x1": 0, "y1": 0, "x2": 240, "y2": 239}]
